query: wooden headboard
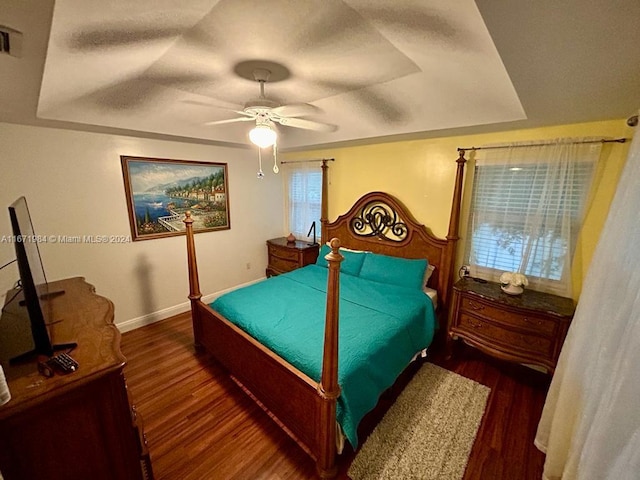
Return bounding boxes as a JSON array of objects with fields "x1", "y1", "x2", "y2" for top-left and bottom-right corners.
[
  {"x1": 323, "y1": 191, "x2": 447, "y2": 308},
  {"x1": 320, "y1": 153, "x2": 466, "y2": 311}
]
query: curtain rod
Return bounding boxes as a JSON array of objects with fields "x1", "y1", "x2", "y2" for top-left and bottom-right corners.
[
  {"x1": 457, "y1": 138, "x2": 628, "y2": 153},
  {"x1": 279, "y1": 158, "x2": 335, "y2": 164}
]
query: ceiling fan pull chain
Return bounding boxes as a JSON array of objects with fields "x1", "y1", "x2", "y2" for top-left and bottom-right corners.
[
  {"x1": 257, "y1": 147, "x2": 264, "y2": 179},
  {"x1": 273, "y1": 144, "x2": 279, "y2": 173}
]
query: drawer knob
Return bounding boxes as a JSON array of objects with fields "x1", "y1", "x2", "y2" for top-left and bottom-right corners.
[
  {"x1": 468, "y1": 301, "x2": 485, "y2": 311},
  {"x1": 469, "y1": 319, "x2": 483, "y2": 329},
  {"x1": 523, "y1": 317, "x2": 542, "y2": 326}
]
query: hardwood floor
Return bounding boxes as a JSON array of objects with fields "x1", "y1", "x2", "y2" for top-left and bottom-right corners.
[{"x1": 121, "y1": 313, "x2": 550, "y2": 479}]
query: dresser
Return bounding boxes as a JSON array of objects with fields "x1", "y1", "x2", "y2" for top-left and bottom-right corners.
[
  {"x1": 266, "y1": 237, "x2": 320, "y2": 277},
  {"x1": 448, "y1": 278, "x2": 575, "y2": 373},
  {"x1": 0, "y1": 277, "x2": 153, "y2": 480}
]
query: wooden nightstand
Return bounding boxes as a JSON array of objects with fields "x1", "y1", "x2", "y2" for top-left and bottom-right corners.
[
  {"x1": 266, "y1": 237, "x2": 320, "y2": 277},
  {"x1": 448, "y1": 277, "x2": 575, "y2": 373}
]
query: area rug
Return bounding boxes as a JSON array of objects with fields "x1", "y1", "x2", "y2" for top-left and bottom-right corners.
[{"x1": 348, "y1": 363, "x2": 490, "y2": 480}]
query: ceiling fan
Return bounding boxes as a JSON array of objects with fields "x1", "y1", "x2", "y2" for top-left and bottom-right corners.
[{"x1": 204, "y1": 68, "x2": 338, "y2": 148}]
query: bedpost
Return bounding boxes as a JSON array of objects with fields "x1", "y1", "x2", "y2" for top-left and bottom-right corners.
[
  {"x1": 316, "y1": 238, "x2": 343, "y2": 479},
  {"x1": 183, "y1": 211, "x2": 203, "y2": 348},
  {"x1": 320, "y1": 159, "x2": 329, "y2": 245},
  {"x1": 443, "y1": 150, "x2": 467, "y2": 308}
]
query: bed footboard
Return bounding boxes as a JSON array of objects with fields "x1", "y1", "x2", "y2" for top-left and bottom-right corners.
[
  {"x1": 195, "y1": 301, "x2": 324, "y2": 455},
  {"x1": 183, "y1": 213, "x2": 343, "y2": 478}
]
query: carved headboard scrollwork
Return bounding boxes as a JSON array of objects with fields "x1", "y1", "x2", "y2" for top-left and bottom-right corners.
[
  {"x1": 323, "y1": 191, "x2": 451, "y2": 309},
  {"x1": 321, "y1": 155, "x2": 466, "y2": 313},
  {"x1": 350, "y1": 200, "x2": 408, "y2": 242}
]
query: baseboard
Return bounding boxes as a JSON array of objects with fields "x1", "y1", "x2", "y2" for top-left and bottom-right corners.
[
  {"x1": 116, "y1": 301, "x2": 191, "y2": 333},
  {"x1": 116, "y1": 277, "x2": 265, "y2": 333}
]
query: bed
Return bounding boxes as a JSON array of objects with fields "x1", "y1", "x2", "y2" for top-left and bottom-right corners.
[{"x1": 183, "y1": 154, "x2": 466, "y2": 478}]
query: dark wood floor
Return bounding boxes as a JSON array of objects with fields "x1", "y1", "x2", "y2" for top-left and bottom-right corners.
[{"x1": 121, "y1": 313, "x2": 550, "y2": 480}]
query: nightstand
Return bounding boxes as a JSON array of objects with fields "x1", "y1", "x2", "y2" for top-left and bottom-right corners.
[
  {"x1": 266, "y1": 237, "x2": 320, "y2": 277},
  {"x1": 448, "y1": 277, "x2": 575, "y2": 373}
]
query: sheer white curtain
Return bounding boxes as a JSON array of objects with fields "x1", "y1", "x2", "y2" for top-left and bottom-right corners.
[
  {"x1": 535, "y1": 121, "x2": 639, "y2": 479},
  {"x1": 466, "y1": 139, "x2": 602, "y2": 297},
  {"x1": 284, "y1": 162, "x2": 322, "y2": 241}
]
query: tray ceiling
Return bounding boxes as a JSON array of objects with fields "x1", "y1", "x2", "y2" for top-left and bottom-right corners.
[{"x1": 1, "y1": 0, "x2": 638, "y2": 149}]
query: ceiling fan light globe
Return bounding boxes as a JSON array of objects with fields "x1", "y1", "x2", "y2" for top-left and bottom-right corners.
[{"x1": 249, "y1": 124, "x2": 277, "y2": 148}]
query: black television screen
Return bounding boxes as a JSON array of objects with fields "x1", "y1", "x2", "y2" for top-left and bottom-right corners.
[{"x1": 3, "y1": 197, "x2": 74, "y2": 363}]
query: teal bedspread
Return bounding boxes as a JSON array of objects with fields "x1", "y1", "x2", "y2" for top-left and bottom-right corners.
[{"x1": 210, "y1": 264, "x2": 436, "y2": 447}]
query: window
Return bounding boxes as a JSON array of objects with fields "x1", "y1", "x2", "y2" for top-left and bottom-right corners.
[
  {"x1": 285, "y1": 163, "x2": 322, "y2": 241},
  {"x1": 464, "y1": 140, "x2": 602, "y2": 296}
]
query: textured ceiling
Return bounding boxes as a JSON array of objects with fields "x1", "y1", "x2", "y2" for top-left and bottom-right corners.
[{"x1": 1, "y1": 0, "x2": 639, "y2": 150}]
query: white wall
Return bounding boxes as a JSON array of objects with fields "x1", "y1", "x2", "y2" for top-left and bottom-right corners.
[{"x1": 0, "y1": 122, "x2": 284, "y2": 330}]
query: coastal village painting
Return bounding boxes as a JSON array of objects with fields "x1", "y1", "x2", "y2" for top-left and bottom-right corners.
[{"x1": 121, "y1": 156, "x2": 230, "y2": 241}]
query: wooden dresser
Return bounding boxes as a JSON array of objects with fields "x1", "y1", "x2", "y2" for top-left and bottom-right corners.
[
  {"x1": 0, "y1": 277, "x2": 153, "y2": 480},
  {"x1": 448, "y1": 277, "x2": 575, "y2": 373},
  {"x1": 266, "y1": 237, "x2": 320, "y2": 277}
]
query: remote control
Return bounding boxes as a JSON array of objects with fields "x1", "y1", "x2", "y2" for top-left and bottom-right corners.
[{"x1": 47, "y1": 353, "x2": 79, "y2": 374}]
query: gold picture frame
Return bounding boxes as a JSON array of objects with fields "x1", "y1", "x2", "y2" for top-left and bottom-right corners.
[{"x1": 121, "y1": 156, "x2": 230, "y2": 241}]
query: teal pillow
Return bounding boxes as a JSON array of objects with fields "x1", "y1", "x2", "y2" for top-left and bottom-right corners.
[
  {"x1": 315, "y1": 244, "x2": 331, "y2": 266},
  {"x1": 315, "y1": 245, "x2": 366, "y2": 277},
  {"x1": 359, "y1": 252, "x2": 428, "y2": 290}
]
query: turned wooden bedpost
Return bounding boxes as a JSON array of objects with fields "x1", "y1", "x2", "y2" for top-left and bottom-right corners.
[
  {"x1": 320, "y1": 159, "x2": 329, "y2": 246},
  {"x1": 317, "y1": 238, "x2": 343, "y2": 479},
  {"x1": 442, "y1": 150, "x2": 467, "y2": 308},
  {"x1": 183, "y1": 211, "x2": 203, "y2": 348}
]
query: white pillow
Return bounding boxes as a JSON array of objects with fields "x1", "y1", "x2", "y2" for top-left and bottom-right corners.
[
  {"x1": 423, "y1": 264, "x2": 436, "y2": 286},
  {"x1": 423, "y1": 286, "x2": 438, "y2": 310},
  {"x1": 423, "y1": 264, "x2": 437, "y2": 309}
]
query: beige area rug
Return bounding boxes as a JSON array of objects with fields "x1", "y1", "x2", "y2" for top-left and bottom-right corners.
[{"x1": 348, "y1": 363, "x2": 490, "y2": 480}]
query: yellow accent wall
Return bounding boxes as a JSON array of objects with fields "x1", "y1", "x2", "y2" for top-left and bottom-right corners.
[{"x1": 284, "y1": 119, "x2": 635, "y2": 300}]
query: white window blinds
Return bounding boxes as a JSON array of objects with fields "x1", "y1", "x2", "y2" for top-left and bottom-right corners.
[
  {"x1": 285, "y1": 163, "x2": 322, "y2": 241},
  {"x1": 464, "y1": 139, "x2": 602, "y2": 297}
]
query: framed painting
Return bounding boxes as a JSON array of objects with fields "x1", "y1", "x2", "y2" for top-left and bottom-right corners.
[{"x1": 121, "y1": 156, "x2": 230, "y2": 241}]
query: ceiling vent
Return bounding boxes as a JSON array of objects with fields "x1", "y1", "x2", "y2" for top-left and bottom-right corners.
[{"x1": 0, "y1": 26, "x2": 23, "y2": 58}]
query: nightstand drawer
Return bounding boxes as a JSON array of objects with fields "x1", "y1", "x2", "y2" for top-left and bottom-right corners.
[
  {"x1": 268, "y1": 244, "x2": 299, "y2": 261},
  {"x1": 270, "y1": 255, "x2": 297, "y2": 273},
  {"x1": 449, "y1": 278, "x2": 574, "y2": 373},
  {"x1": 460, "y1": 297, "x2": 557, "y2": 336},
  {"x1": 458, "y1": 313, "x2": 553, "y2": 357},
  {"x1": 266, "y1": 237, "x2": 319, "y2": 278}
]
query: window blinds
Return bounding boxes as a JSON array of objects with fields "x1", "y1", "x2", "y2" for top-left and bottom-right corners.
[
  {"x1": 464, "y1": 140, "x2": 602, "y2": 296},
  {"x1": 287, "y1": 164, "x2": 322, "y2": 240}
]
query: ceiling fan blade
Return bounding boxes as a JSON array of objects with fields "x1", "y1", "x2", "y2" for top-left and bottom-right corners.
[
  {"x1": 276, "y1": 117, "x2": 337, "y2": 132},
  {"x1": 204, "y1": 117, "x2": 255, "y2": 126},
  {"x1": 271, "y1": 103, "x2": 321, "y2": 118}
]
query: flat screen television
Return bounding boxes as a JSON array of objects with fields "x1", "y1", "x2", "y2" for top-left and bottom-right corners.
[{"x1": 4, "y1": 197, "x2": 75, "y2": 364}]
